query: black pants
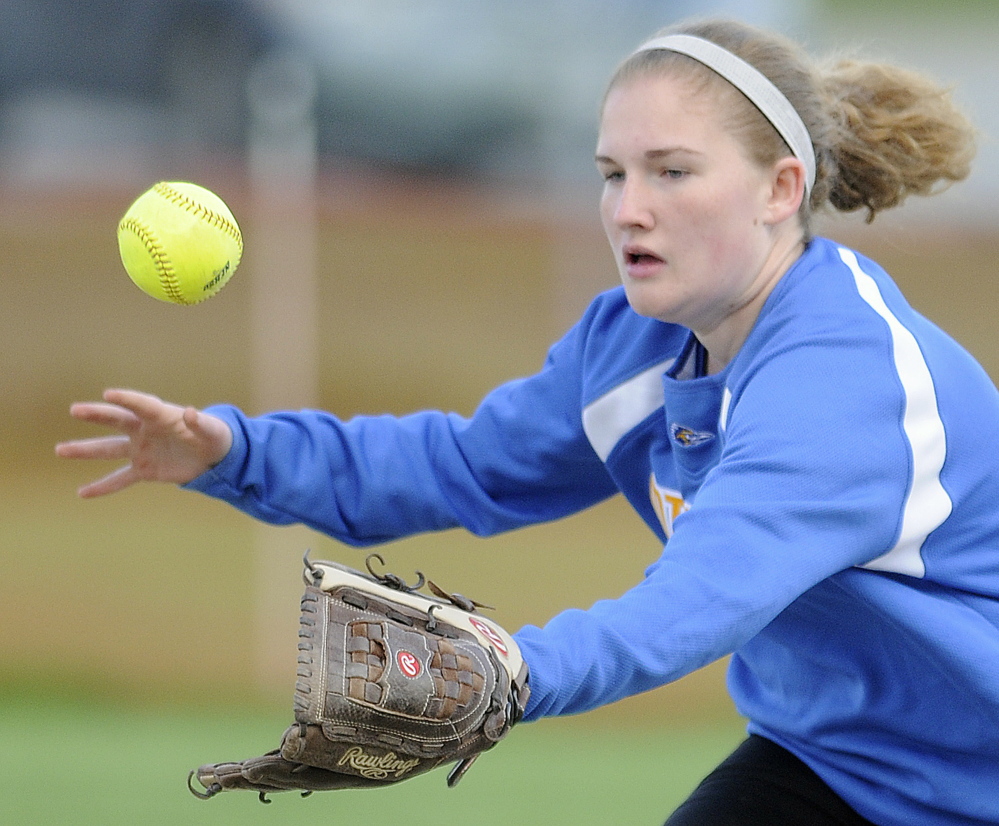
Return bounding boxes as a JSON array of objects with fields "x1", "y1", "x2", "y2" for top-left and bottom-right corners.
[{"x1": 664, "y1": 735, "x2": 877, "y2": 826}]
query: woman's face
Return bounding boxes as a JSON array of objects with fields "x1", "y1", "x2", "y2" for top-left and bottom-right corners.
[{"x1": 597, "y1": 71, "x2": 794, "y2": 355}]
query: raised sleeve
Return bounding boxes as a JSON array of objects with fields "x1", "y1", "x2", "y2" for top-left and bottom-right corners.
[{"x1": 185, "y1": 323, "x2": 617, "y2": 544}]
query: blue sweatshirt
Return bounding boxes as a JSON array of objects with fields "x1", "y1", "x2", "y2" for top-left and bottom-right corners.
[{"x1": 189, "y1": 238, "x2": 999, "y2": 825}]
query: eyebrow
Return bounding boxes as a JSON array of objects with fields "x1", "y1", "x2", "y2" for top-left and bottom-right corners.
[{"x1": 594, "y1": 146, "x2": 702, "y2": 165}]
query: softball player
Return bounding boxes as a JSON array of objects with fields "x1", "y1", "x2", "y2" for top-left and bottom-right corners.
[{"x1": 59, "y1": 18, "x2": 994, "y2": 826}]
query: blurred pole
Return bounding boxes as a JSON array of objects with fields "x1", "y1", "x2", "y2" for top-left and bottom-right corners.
[
  {"x1": 542, "y1": 1, "x2": 625, "y2": 336},
  {"x1": 246, "y1": 53, "x2": 320, "y2": 696}
]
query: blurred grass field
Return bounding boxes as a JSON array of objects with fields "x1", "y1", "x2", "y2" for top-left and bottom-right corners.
[
  {"x1": 0, "y1": 686, "x2": 746, "y2": 826},
  {"x1": 1, "y1": 169, "x2": 997, "y2": 823}
]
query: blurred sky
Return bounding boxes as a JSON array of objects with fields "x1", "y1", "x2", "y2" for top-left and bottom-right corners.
[{"x1": 0, "y1": 0, "x2": 995, "y2": 223}]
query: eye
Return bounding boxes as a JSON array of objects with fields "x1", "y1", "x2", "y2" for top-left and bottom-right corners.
[
  {"x1": 599, "y1": 168, "x2": 624, "y2": 183},
  {"x1": 662, "y1": 168, "x2": 686, "y2": 180}
]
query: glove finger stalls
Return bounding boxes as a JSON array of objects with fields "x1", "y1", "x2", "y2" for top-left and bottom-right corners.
[
  {"x1": 190, "y1": 754, "x2": 303, "y2": 797},
  {"x1": 191, "y1": 752, "x2": 390, "y2": 799},
  {"x1": 188, "y1": 762, "x2": 264, "y2": 798}
]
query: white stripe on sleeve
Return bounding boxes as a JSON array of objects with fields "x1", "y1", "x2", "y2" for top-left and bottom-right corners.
[
  {"x1": 838, "y1": 247, "x2": 952, "y2": 578},
  {"x1": 582, "y1": 359, "x2": 674, "y2": 462}
]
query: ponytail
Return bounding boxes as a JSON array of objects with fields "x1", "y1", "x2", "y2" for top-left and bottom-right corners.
[{"x1": 821, "y1": 60, "x2": 975, "y2": 221}]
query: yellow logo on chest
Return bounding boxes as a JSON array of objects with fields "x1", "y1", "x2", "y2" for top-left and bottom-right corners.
[{"x1": 649, "y1": 475, "x2": 689, "y2": 539}]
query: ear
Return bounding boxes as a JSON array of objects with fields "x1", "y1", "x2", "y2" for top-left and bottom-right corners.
[{"x1": 764, "y1": 157, "x2": 807, "y2": 225}]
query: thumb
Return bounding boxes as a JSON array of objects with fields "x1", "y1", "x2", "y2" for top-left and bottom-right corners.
[
  {"x1": 182, "y1": 407, "x2": 234, "y2": 466},
  {"x1": 182, "y1": 406, "x2": 204, "y2": 432}
]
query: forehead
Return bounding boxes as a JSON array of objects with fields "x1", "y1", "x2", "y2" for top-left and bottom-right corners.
[{"x1": 597, "y1": 71, "x2": 733, "y2": 153}]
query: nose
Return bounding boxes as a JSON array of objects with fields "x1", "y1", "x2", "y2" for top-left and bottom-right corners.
[{"x1": 607, "y1": 177, "x2": 654, "y2": 230}]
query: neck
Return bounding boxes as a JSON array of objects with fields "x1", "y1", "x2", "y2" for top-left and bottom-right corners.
[{"x1": 698, "y1": 233, "x2": 805, "y2": 374}]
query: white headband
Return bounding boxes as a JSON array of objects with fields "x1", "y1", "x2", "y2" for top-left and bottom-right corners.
[{"x1": 633, "y1": 34, "x2": 815, "y2": 194}]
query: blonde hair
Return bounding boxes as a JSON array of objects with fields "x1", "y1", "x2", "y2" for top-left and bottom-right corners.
[{"x1": 609, "y1": 19, "x2": 976, "y2": 227}]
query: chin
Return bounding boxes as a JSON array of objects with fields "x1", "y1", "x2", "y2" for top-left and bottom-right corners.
[{"x1": 622, "y1": 283, "x2": 675, "y2": 323}]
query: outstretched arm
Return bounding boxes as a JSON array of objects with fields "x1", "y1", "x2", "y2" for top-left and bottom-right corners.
[{"x1": 55, "y1": 388, "x2": 233, "y2": 498}]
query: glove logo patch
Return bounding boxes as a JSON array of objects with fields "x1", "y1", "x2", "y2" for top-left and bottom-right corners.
[
  {"x1": 396, "y1": 649, "x2": 422, "y2": 679},
  {"x1": 470, "y1": 617, "x2": 508, "y2": 657}
]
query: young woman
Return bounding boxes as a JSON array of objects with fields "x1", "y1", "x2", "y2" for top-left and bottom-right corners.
[{"x1": 58, "y1": 18, "x2": 994, "y2": 826}]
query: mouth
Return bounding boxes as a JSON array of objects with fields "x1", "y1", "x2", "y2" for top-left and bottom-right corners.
[{"x1": 623, "y1": 245, "x2": 665, "y2": 276}]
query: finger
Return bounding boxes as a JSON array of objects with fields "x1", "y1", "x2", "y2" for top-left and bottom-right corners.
[
  {"x1": 55, "y1": 435, "x2": 131, "y2": 460},
  {"x1": 76, "y1": 465, "x2": 139, "y2": 499},
  {"x1": 68, "y1": 402, "x2": 141, "y2": 431},
  {"x1": 102, "y1": 388, "x2": 171, "y2": 422}
]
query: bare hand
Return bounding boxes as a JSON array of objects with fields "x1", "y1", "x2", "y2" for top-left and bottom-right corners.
[{"x1": 55, "y1": 388, "x2": 233, "y2": 498}]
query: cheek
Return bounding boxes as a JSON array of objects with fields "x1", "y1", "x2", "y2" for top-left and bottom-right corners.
[
  {"x1": 598, "y1": 191, "x2": 618, "y2": 236},
  {"x1": 696, "y1": 191, "x2": 761, "y2": 266},
  {"x1": 670, "y1": 205, "x2": 735, "y2": 273},
  {"x1": 705, "y1": 222, "x2": 751, "y2": 267}
]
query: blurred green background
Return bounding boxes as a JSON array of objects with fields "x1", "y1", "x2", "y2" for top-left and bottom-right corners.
[{"x1": 2, "y1": 1, "x2": 998, "y2": 823}]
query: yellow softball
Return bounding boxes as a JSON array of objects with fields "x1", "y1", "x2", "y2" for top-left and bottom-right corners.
[{"x1": 117, "y1": 181, "x2": 243, "y2": 305}]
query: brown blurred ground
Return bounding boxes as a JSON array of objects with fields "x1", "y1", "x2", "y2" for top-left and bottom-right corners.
[{"x1": 2, "y1": 171, "x2": 996, "y2": 728}]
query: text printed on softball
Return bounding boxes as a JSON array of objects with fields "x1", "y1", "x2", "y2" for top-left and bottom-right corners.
[{"x1": 204, "y1": 261, "x2": 231, "y2": 292}]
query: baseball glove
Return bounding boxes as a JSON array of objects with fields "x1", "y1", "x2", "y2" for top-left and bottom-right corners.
[{"x1": 188, "y1": 552, "x2": 530, "y2": 802}]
